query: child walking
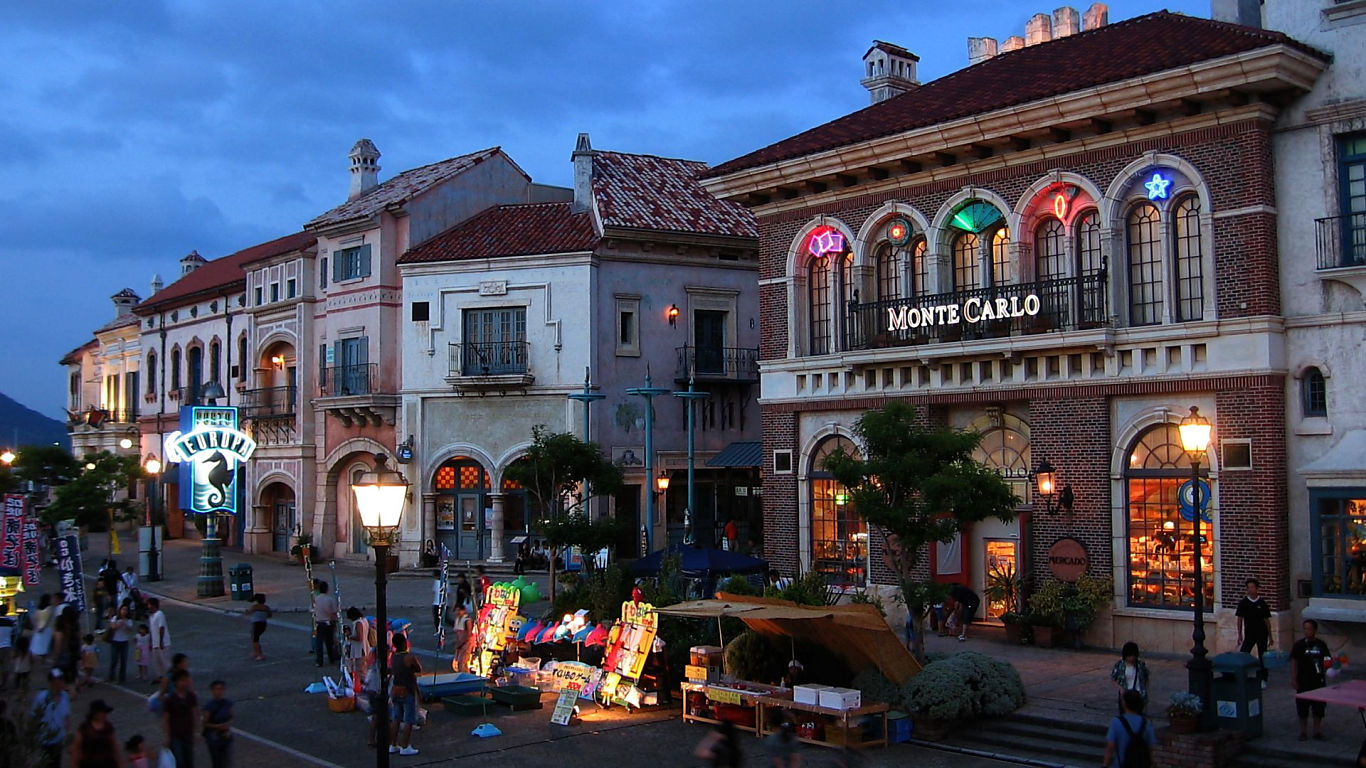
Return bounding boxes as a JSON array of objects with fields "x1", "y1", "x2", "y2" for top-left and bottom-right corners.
[
  {"x1": 78, "y1": 633, "x2": 100, "y2": 691},
  {"x1": 135, "y1": 624, "x2": 152, "y2": 680}
]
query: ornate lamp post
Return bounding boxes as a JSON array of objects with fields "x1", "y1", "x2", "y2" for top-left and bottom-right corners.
[
  {"x1": 1178, "y1": 406, "x2": 1214, "y2": 729},
  {"x1": 567, "y1": 368, "x2": 605, "y2": 515},
  {"x1": 674, "y1": 375, "x2": 709, "y2": 547},
  {"x1": 142, "y1": 455, "x2": 162, "y2": 581},
  {"x1": 627, "y1": 371, "x2": 670, "y2": 555},
  {"x1": 352, "y1": 454, "x2": 408, "y2": 768}
]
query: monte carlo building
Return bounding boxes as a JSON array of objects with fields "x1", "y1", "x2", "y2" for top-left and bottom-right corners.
[{"x1": 703, "y1": 7, "x2": 1329, "y2": 654}]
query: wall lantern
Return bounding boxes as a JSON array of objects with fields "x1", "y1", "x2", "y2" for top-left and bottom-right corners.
[
  {"x1": 655, "y1": 469, "x2": 671, "y2": 494},
  {"x1": 667, "y1": 304, "x2": 680, "y2": 328},
  {"x1": 1034, "y1": 459, "x2": 1074, "y2": 516}
]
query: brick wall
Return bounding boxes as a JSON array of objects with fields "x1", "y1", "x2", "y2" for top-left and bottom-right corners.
[
  {"x1": 1215, "y1": 382, "x2": 1289, "y2": 609},
  {"x1": 761, "y1": 406, "x2": 799, "y2": 576},
  {"x1": 1028, "y1": 396, "x2": 1113, "y2": 582}
]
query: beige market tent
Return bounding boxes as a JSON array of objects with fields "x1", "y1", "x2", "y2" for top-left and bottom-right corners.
[{"x1": 656, "y1": 593, "x2": 921, "y2": 685}]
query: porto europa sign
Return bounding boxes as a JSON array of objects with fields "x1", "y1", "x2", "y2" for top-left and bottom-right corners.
[
  {"x1": 887, "y1": 292, "x2": 1042, "y2": 331},
  {"x1": 166, "y1": 406, "x2": 257, "y2": 516}
]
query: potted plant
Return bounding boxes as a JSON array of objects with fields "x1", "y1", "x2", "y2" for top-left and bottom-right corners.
[
  {"x1": 1062, "y1": 573, "x2": 1113, "y2": 648},
  {"x1": 1027, "y1": 579, "x2": 1067, "y2": 647},
  {"x1": 985, "y1": 563, "x2": 1019, "y2": 613},
  {"x1": 999, "y1": 611, "x2": 1029, "y2": 645},
  {"x1": 1166, "y1": 692, "x2": 1202, "y2": 733}
]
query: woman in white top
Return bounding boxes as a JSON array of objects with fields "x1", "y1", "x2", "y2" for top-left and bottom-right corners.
[
  {"x1": 28, "y1": 594, "x2": 55, "y2": 660},
  {"x1": 344, "y1": 607, "x2": 371, "y2": 687}
]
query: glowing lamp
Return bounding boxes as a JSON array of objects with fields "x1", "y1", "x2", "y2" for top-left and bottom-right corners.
[
  {"x1": 85, "y1": 462, "x2": 97, "y2": 471},
  {"x1": 1035, "y1": 460, "x2": 1057, "y2": 498},
  {"x1": 271, "y1": 354, "x2": 286, "y2": 370},
  {"x1": 834, "y1": 491, "x2": 848, "y2": 506},
  {"x1": 1053, "y1": 193, "x2": 1068, "y2": 220},
  {"x1": 655, "y1": 470, "x2": 671, "y2": 493},
  {"x1": 144, "y1": 456, "x2": 162, "y2": 475},
  {"x1": 887, "y1": 217, "x2": 913, "y2": 247},
  {"x1": 1178, "y1": 407, "x2": 1212, "y2": 462},
  {"x1": 667, "y1": 304, "x2": 679, "y2": 328},
  {"x1": 0, "y1": 450, "x2": 15, "y2": 465},
  {"x1": 351, "y1": 454, "x2": 409, "y2": 547},
  {"x1": 119, "y1": 438, "x2": 133, "y2": 450}
]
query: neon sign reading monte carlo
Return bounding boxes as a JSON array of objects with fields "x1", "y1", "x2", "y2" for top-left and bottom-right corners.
[{"x1": 886, "y1": 292, "x2": 1042, "y2": 331}]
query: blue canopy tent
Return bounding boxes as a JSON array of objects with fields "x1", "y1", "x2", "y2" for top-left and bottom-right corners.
[{"x1": 631, "y1": 545, "x2": 767, "y2": 598}]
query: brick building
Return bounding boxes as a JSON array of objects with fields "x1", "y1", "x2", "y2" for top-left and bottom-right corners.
[{"x1": 703, "y1": 9, "x2": 1328, "y2": 653}]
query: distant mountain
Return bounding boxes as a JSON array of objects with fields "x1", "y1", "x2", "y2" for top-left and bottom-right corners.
[{"x1": 0, "y1": 392, "x2": 69, "y2": 450}]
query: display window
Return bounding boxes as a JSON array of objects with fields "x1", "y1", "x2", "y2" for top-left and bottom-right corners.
[
  {"x1": 1312, "y1": 493, "x2": 1366, "y2": 597},
  {"x1": 808, "y1": 436, "x2": 866, "y2": 583},
  {"x1": 1125, "y1": 423, "x2": 1214, "y2": 609}
]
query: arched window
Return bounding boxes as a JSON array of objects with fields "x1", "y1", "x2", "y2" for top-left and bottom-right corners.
[
  {"x1": 170, "y1": 348, "x2": 182, "y2": 392},
  {"x1": 910, "y1": 238, "x2": 929, "y2": 297},
  {"x1": 1076, "y1": 210, "x2": 1104, "y2": 277},
  {"x1": 1125, "y1": 422, "x2": 1213, "y2": 609},
  {"x1": 1304, "y1": 367, "x2": 1328, "y2": 417},
  {"x1": 953, "y1": 232, "x2": 981, "y2": 290},
  {"x1": 146, "y1": 352, "x2": 158, "y2": 396},
  {"x1": 209, "y1": 340, "x2": 221, "y2": 385},
  {"x1": 808, "y1": 257, "x2": 831, "y2": 355},
  {"x1": 972, "y1": 423, "x2": 1032, "y2": 503},
  {"x1": 809, "y1": 435, "x2": 866, "y2": 584},
  {"x1": 1173, "y1": 195, "x2": 1204, "y2": 322},
  {"x1": 1127, "y1": 203, "x2": 1163, "y2": 326},
  {"x1": 991, "y1": 227, "x2": 1011, "y2": 286},
  {"x1": 238, "y1": 336, "x2": 248, "y2": 382},
  {"x1": 841, "y1": 251, "x2": 857, "y2": 306},
  {"x1": 1035, "y1": 218, "x2": 1067, "y2": 281},
  {"x1": 187, "y1": 346, "x2": 204, "y2": 403},
  {"x1": 501, "y1": 469, "x2": 529, "y2": 533},
  {"x1": 875, "y1": 244, "x2": 901, "y2": 303}
]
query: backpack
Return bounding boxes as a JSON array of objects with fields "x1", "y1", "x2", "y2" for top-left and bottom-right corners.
[
  {"x1": 365, "y1": 619, "x2": 378, "y2": 650},
  {"x1": 1119, "y1": 715, "x2": 1152, "y2": 768}
]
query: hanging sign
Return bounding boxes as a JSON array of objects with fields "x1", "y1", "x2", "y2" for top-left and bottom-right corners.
[
  {"x1": 22, "y1": 516, "x2": 40, "y2": 586},
  {"x1": 1, "y1": 494, "x2": 22, "y2": 570},
  {"x1": 167, "y1": 406, "x2": 256, "y2": 515},
  {"x1": 887, "y1": 217, "x2": 914, "y2": 247},
  {"x1": 55, "y1": 534, "x2": 86, "y2": 613},
  {"x1": 1178, "y1": 479, "x2": 1213, "y2": 523},
  {"x1": 1047, "y1": 538, "x2": 1089, "y2": 582},
  {"x1": 466, "y1": 583, "x2": 521, "y2": 676}
]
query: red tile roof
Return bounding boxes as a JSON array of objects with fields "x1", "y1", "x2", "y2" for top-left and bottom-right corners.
[
  {"x1": 594, "y1": 151, "x2": 757, "y2": 238},
  {"x1": 398, "y1": 201, "x2": 597, "y2": 264},
  {"x1": 707, "y1": 12, "x2": 1327, "y2": 178},
  {"x1": 59, "y1": 339, "x2": 97, "y2": 366},
  {"x1": 134, "y1": 231, "x2": 316, "y2": 313},
  {"x1": 307, "y1": 147, "x2": 511, "y2": 229},
  {"x1": 94, "y1": 312, "x2": 141, "y2": 335}
]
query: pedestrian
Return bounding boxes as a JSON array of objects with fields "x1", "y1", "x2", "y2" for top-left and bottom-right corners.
[
  {"x1": 0, "y1": 602, "x2": 14, "y2": 689},
  {"x1": 147, "y1": 599, "x2": 172, "y2": 683},
  {"x1": 430, "y1": 570, "x2": 444, "y2": 629},
  {"x1": 70, "y1": 698, "x2": 122, "y2": 768},
  {"x1": 162, "y1": 669, "x2": 198, "y2": 767},
  {"x1": 765, "y1": 718, "x2": 799, "y2": 767},
  {"x1": 948, "y1": 583, "x2": 980, "y2": 641},
  {"x1": 244, "y1": 594, "x2": 272, "y2": 662},
  {"x1": 723, "y1": 517, "x2": 739, "y2": 552},
  {"x1": 31, "y1": 594, "x2": 56, "y2": 663},
  {"x1": 693, "y1": 719, "x2": 741, "y2": 767},
  {"x1": 388, "y1": 634, "x2": 421, "y2": 757},
  {"x1": 451, "y1": 605, "x2": 472, "y2": 673},
  {"x1": 120, "y1": 567, "x2": 141, "y2": 617},
  {"x1": 1102, "y1": 689, "x2": 1155, "y2": 768},
  {"x1": 1236, "y1": 577, "x2": 1272, "y2": 685},
  {"x1": 362, "y1": 652, "x2": 383, "y2": 749},
  {"x1": 513, "y1": 539, "x2": 529, "y2": 575},
  {"x1": 134, "y1": 625, "x2": 151, "y2": 681},
  {"x1": 201, "y1": 680, "x2": 233, "y2": 768},
  {"x1": 32, "y1": 669, "x2": 73, "y2": 768},
  {"x1": 345, "y1": 607, "x2": 371, "y2": 687},
  {"x1": 1291, "y1": 618, "x2": 1332, "y2": 741},
  {"x1": 53, "y1": 607, "x2": 81, "y2": 685},
  {"x1": 78, "y1": 633, "x2": 100, "y2": 692},
  {"x1": 1109, "y1": 641, "x2": 1150, "y2": 713},
  {"x1": 312, "y1": 581, "x2": 339, "y2": 667},
  {"x1": 453, "y1": 573, "x2": 472, "y2": 613},
  {"x1": 14, "y1": 633, "x2": 33, "y2": 691},
  {"x1": 419, "y1": 540, "x2": 438, "y2": 569},
  {"x1": 474, "y1": 566, "x2": 490, "y2": 611},
  {"x1": 125, "y1": 735, "x2": 148, "y2": 768}
]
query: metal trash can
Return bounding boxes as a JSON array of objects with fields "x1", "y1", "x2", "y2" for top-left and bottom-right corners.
[
  {"x1": 1212, "y1": 652, "x2": 1262, "y2": 737},
  {"x1": 230, "y1": 564, "x2": 254, "y2": 601}
]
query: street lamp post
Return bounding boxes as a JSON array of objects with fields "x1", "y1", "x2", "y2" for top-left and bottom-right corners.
[
  {"x1": 627, "y1": 371, "x2": 670, "y2": 556},
  {"x1": 352, "y1": 454, "x2": 408, "y2": 768},
  {"x1": 566, "y1": 368, "x2": 605, "y2": 515},
  {"x1": 673, "y1": 375, "x2": 708, "y2": 547},
  {"x1": 1178, "y1": 406, "x2": 1214, "y2": 730},
  {"x1": 143, "y1": 455, "x2": 162, "y2": 582}
]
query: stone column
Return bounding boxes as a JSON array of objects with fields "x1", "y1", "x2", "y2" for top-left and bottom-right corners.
[
  {"x1": 422, "y1": 493, "x2": 438, "y2": 553},
  {"x1": 487, "y1": 492, "x2": 505, "y2": 563}
]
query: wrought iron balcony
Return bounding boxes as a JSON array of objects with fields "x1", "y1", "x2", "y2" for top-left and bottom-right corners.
[
  {"x1": 674, "y1": 345, "x2": 759, "y2": 382},
  {"x1": 319, "y1": 363, "x2": 380, "y2": 397},
  {"x1": 844, "y1": 271, "x2": 1109, "y2": 351},
  {"x1": 1316, "y1": 215, "x2": 1366, "y2": 270},
  {"x1": 449, "y1": 340, "x2": 529, "y2": 377},
  {"x1": 239, "y1": 386, "x2": 297, "y2": 419}
]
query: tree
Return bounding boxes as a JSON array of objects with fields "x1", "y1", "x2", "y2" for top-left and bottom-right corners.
[
  {"x1": 44, "y1": 451, "x2": 145, "y2": 529},
  {"x1": 504, "y1": 426, "x2": 623, "y2": 604},
  {"x1": 822, "y1": 401, "x2": 1018, "y2": 659},
  {"x1": 11, "y1": 444, "x2": 80, "y2": 490}
]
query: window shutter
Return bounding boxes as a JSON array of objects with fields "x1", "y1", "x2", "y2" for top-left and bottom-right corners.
[
  {"x1": 358, "y1": 337, "x2": 370, "y2": 365},
  {"x1": 333, "y1": 252, "x2": 344, "y2": 284},
  {"x1": 320, "y1": 257, "x2": 328, "y2": 289},
  {"x1": 359, "y1": 244, "x2": 372, "y2": 278},
  {"x1": 319, "y1": 343, "x2": 328, "y2": 392}
]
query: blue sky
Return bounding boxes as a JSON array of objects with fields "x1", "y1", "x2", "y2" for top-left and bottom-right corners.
[{"x1": 0, "y1": 0, "x2": 1207, "y2": 417}]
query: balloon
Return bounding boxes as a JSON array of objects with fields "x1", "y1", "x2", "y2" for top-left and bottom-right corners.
[
  {"x1": 520, "y1": 582, "x2": 542, "y2": 603},
  {"x1": 1327, "y1": 666, "x2": 1341, "y2": 678},
  {"x1": 512, "y1": 576, "x2": 529, "y2": 588}
]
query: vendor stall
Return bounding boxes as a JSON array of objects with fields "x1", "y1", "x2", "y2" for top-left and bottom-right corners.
[
  {"x1": 598, "y1": 600, "x2": 660, "y2": 707},
  {"x1": 467, "y1": 583, "x2": 521, "y2": 676},
  {"x1": 680, "y1": 680, "x2": 889, "y2": 748}
]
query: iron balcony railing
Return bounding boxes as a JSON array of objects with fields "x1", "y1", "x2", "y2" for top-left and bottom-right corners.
[
  {"x1": 1316, "y1": 214, "x2": 1366, "y2": 270},
  {"x1": 674, "y1": 345, "x2": 759, "y2": 382},
  {"x1": 319, "y1": 363, "x2": 379, "y2": 397},
  {"x1": 844, "y1": 271, "x2": 1109, "y2": 351},
  {"x1": 240, "y1": 386, "x2": 297, "y2": 418},
  {"x1": 450, "y1": 340, "x2": 529, "y2": 377}
]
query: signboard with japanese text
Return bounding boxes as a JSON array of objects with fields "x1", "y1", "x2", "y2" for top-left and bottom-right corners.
[
  {"x1": 466, "y1": 583, "x2": 521, "y2": 676},
  {"x1": 1, "y1": 494, "x2": 22, "y2": 570},
  {"x1": 167, "y1": 406, "x2": 256, "y2": 515},
  {"x1": 600, "y1": 601, "x2": 659, "y2": 684},
  {"x1": 21, "y1": 517, "x2": 40, "y2": 586},
  {"x1": 55, "y1": 534, "x2": 86, "y2": 612}
]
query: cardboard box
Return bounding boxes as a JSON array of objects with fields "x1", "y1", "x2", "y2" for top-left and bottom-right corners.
[
  {"x1": 793, "y1": 684, "x2": 832, "y2": 705},
  {"x1": 818, "y1": 687, "x2": 862, "y2": 710},
  {"x1": 690, "y1": 646, "x2": 724, "y2": 667}
]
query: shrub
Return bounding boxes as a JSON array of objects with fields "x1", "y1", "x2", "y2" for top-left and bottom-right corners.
[
  {"x1": 764, "y1": 571, "x2": 834, "y2": 605},
  {"x1": 718, "y1": 575, "x2": 760, "y2": 596},
  {"x1": 725, "y1": 631, "x2": 784, "y2": 683},
  {"x1": 900, "y1": 651, "x2": 1026, "y2": 722},
  {"x1": 850, "y1": 666, "x2": 900, "y2": 707}
]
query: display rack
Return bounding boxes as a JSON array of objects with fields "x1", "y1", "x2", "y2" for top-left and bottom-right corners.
[{"x1": 681, "y1": 681, "x2": 889, "y2": 749}]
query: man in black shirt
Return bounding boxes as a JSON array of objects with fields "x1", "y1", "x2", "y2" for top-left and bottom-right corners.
[
  {"x1": 1236, "y1": 578, "x2": 1272, "y2": 684},
  {"x1": 949, "y1": 584, "x2": 980, "y2": 642},
  {"x1": 1290, "y1": 618, "x2": 1332, "y2": 741}
]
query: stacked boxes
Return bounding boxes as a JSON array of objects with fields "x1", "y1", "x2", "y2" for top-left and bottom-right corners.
[
  {"x1": 817, "y1": 687, "x2": 862, "y2": 710},
  {"x1": 793, "y1": 684, "x2": 832, "y2": 705}
]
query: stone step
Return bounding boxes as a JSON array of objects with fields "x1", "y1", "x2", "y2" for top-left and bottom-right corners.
[
  {"x1": 1232, "y1": 743, "x2": 1320, "y2": 768},
  {"x1": 944, "y1": 720, "x2": 1106, "y2": 767}
]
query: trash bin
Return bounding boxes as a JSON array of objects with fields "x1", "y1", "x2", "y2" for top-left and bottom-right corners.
[
  {"x1": 230, "y1": 564, "x2": 254, "y2": 601},
  {"x1": 1212, "y1": 652, "x2": 1262, "y2": 737}
]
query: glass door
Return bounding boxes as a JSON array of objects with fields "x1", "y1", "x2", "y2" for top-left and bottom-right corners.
[{"x1": 984, "y1": 539, "x2": 1019, "y2": 619}]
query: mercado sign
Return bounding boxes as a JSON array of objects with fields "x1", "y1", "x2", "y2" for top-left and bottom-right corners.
[
  {"x1": 1047, "y1": 538, "x2": 1089, "y2": 582},
  {"x1": 167, "y1": 406, "x2": 256, "y2": 516},
  {"x1": 887, "y1": 292, "x2": 1042, "y2": 331}
]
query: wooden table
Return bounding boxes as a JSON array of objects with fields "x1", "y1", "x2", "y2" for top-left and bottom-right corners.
[{"x1": 681, "y1": 682, "x2": 889, "y2": 749}]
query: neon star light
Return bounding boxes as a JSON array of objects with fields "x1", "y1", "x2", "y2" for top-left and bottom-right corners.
[
  {"x1": 1144, "y1": 172, "x2": 1172, "y2": 201},
  {"x1": 807, "y1": 228, "x2": 846, "y2": 258}
]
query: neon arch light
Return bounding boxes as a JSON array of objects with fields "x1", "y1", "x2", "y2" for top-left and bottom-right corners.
[{"x1": 807, "y1": 227, "x2": 846, "y2": 258}]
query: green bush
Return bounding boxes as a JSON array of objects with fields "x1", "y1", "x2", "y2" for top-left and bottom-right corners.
[
  {"x1": 717, "y1": 575, "x2": 760, "y2": 596},
  {"x1": 764, "y1": 571, "x2": 833, "y2": 605},
  {"x1": 850, "y1": 666, "x2": 900, "y2": 706},
  {"x1": 546, "y1": 563, "x2": 633, "y2": 622},
  {"x1": 724, "y1": 631, "x2": 784, "y2": 683},
  {"x1": 900, "y1": 651, "x2": 1026, "y2": 722}
]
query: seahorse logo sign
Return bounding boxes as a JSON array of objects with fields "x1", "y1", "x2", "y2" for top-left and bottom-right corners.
[{"x1": 168, "y1": 407, "x2": 257, "y2": 516}]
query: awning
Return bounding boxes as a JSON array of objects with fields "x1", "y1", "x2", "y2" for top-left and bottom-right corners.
[
  {"x1": 706, "y1": 441, "x2": 762, "y2": 468},
  {"x1": 655, "y1": 600, "x2": 763, "y2": 619}
]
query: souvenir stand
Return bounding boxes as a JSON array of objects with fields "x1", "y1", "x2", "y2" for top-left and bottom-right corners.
[
  {"x1": 468, "y1": 583, "x2": 521, "y2": 676},
  {"x1": 597, "y1": 600, "x2": 661, "y2": 708}
]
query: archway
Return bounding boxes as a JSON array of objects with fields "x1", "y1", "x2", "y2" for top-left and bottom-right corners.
[
  {"x1": 260, "y1": 482, "x2": 297, "y2": 553},
  {"x1": 433, "y1": 456, "x2": 491, "y2": 560}
]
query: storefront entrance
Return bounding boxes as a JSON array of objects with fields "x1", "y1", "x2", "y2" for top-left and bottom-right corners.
[
  {"x1": 983, "y1": 539, "x2": 1019, "y2": 619},
  {"x1": 434, "y1": 457, "x2": 490, "y2": 561}
]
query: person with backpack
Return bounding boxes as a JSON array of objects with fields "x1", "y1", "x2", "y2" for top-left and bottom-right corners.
[{"x1": 1103, "y1": 689, "x2": 1155, "y2": 768}]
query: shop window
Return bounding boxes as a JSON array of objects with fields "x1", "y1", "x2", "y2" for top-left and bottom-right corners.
[
  {"x1": 808, "y1": 257, "x2": 832, "y2": 355},
  {"x1": 1173, "y1": 196, "x2": 1204, "y2": 321},
  {"x1": 1313, "y1": 493, "x2": 1366, "y2": 597},
  {"x1": 1127, "y1": 203, "x2": 1163, "y2": 326},
  {"x1": 808, "y1": 436, "x2": 866, "y2": 584},
  {"x1": 1304, "y1": 367, "x2": 1328, "y2": 417},
  {"x1": 1125, "y1": 423, "x2": 1214, "y2": 609},
  {"x1": 971, "y1": 422, "x2": 1031, "y2": 504}
]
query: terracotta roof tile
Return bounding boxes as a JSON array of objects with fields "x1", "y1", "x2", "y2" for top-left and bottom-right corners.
[
  {"x1": 707, "y1": 12, "x2": 1327, "y2": 178},
  {"x1": 398, "y1": 202, "x2": 597, "y2": 264},
  {"x1": 59, "y1": 339, "x2": 97, "y2": 366},
  {"x1": 593, "y1": 151, "x2": 757, "y2": 238},
  {"x1": 94, "y1": 313, "x2": 141, "y2": 335},
  {"x1": 307, "y1": 147, "x2": 508, "y2": 229},
  {"x1": 135, "y1": 231, "x2": 316, "y2": 313}
]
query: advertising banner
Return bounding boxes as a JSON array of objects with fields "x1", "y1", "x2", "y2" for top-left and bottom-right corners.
[
  {"x1": 22, "y1": 517, "x2": 40, "y2": 586},
  {"x1": 167, "y1": 405, "x2": 256, "y2": 515},
  {"x1": 0, "y1": 494, "x2": 22, "y2": 570},
  {"x1": 55, "y1": 534, "x2": 86, "y2": 613}
]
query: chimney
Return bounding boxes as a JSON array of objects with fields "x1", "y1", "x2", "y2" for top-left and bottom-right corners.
[
  {"x1": 1025, "y1": 13, "x2": 1053, "y2": 46},
  {"x1": 1210, "y1": 0, "x2": 1261, "y2": 28},
  {"x1": 1083, "y1": 2, "x2": 1108, "y2": 30},
  {"x1": 1001, "y1": 36, "x2": 1025, "y2": 53},
  {"x1": 571, "y1": 133, "x2": 595, "y2": 214},
  {"x1": 1053, "y1": 6, "x2": 1081, "y2": 37},
  {"x1": 111, "y1": 288, "x2": 140, "y2": 319},
  {"x1": 968, "y1": 37, "x2": 999, "y2": 65},
  {"x1": 180, "y1": 250, "x2": 207, "y2": 277},
  {"x1": 861, "y1": 41, "x2": 920, "y2": 104},
  {"x1": 150, "y1": 273, "x2": 164, "y2": 296},
  {"x1": 348, "y1": 138, "x2": 381, "y2": 200}
]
